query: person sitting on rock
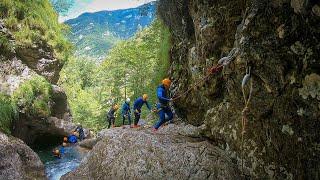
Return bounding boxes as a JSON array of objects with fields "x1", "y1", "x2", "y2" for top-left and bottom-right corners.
[
  {"x1": 74, "y1": 123, "x2": 85, "y2": 141},
  {"x1": 121, "y1": 98, "x2": 132, "y2": 128},
  {"x1": 153, "y1": 78, "x2": 173, "y2": 131},
  {"x1": 68, "y1": 131, "x2": 78, "y2": 144},
  {"x1": 107, "y1": 104, "x2": 119, "y2": 128},
  {"x1": 133, "y1": 94, "x2": 152, "y2": 128}
]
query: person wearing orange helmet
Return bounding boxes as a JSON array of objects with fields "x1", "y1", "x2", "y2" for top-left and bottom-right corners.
[
  {"x1": 52, "y1": 149, "x2": 61, "y2": 158},
  {"x1": 153, "y1": 78, "x2": 173, "y2": 131},
  {"x1": 107, "y1": 104, "x2": 119, "y2": 128},
  {"x1": 133, "y1": 94, "x2": 152, "y2": 127}
]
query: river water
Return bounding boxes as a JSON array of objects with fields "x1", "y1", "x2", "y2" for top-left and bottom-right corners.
[{"x1": 36, "y1": 145, "x2": 87, "y2": 180}]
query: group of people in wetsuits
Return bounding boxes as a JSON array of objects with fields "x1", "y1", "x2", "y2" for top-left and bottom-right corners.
[
  {"x1": 52, "y1": 124, "x2": 85, "y2": 158},
  {"x1": 52, "y1": 78, "x2": 173, "y2": 158},
  {"x1": 107, "y1": 78, "x2": 173, "y2": 131}
]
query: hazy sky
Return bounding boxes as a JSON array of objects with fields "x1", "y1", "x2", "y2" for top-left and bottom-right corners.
[{"x1": 59, "y1": 0, "x2": 155, "y2": 22}]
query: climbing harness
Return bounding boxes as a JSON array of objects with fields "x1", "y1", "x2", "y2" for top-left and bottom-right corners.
[{"x1": 240, "y1": 64, "x2": 253, "y2": 175}]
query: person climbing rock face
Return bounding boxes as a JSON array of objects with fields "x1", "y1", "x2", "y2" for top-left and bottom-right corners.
[
  {"x1": 74, "y1": 123, "x2": 85, "y2": 141},
  {"x1": 153, "y1": 78, "x2": 173, "y2": 131},
  {"x1": 68, "y1": 131, "x2": 78, "y2": 144},
  {"x1": 133, "y1": 94, "x2": 152, "y2": 128},
  {"x1": 107, "y1": 104, "x2": 119, "y2": 128},
  {"x1": 121, "y1": 98, "x2": 132, "y2": 128}
]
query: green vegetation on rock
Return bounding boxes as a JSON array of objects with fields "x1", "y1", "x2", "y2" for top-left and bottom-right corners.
[
  {"x1": 13, "y1": 76, "x2": 53, "y2": 118},
  {"x1": 0, "y1": 94, "x2": 18, "y2": 134},
  {"x1": 59, "y1": 19, "x2": 171, "y2": 131},
  {"x1": 0, "y1": 0, "x2": 72, "y2": 62}
]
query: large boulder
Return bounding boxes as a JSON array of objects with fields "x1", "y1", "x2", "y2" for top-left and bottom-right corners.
[
  {"x1": 62, "y1": 124, "x2": 240, "y2": 179},
  {"x1": 0, "y1": 131, "x2": 46, "y2": 180}
]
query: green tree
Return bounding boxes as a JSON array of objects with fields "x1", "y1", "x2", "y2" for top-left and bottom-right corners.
[{"x1": 50, "y1": 0, "x2": 74, "y2": 16}]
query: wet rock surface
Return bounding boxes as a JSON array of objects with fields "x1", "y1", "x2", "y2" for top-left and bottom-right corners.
[
  {"x1": 62, "y1": 124, "x2": 240, "y2": 179},
  {"x1": 78, "y1": 138, "x2": 99, "y2": 149},
  {"x1": 0, "y1": 131, "x2": 46, "y2": 180},
  {"x1": 159, "y1": 0, "x2": 320, "y2": 178}
]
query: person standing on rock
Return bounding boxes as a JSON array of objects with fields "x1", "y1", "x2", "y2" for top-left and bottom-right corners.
[
  {"x1": 153, "y1": 78, "x2": 173, "y2": 131},
  {"x1": 133, "y1": 94, "x2": 152, "y2": 128},
  {"x1": 107, "y1": 104, "x2": 119, "y2": 128},
  {"x1": 121, "y1": 98, "x2": 132, "y2": 128}
]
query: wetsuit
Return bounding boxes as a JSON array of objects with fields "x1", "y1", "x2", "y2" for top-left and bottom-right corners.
[
  {"x1": 154, "y1": 85, "x2": 173, "y2": 129},
  {"x1": 133, "y1": 97, "x2": 151, "y2": 126},
  {"x1": 107, "y1": 107, "x2": 116, "y2": 128},
  {"x1": 75, "y1": 126, "x2": 85, "y2": 141},
  {"x1": 68, "y1": 134, "x2": 78, "y2": 143},
  {"x1": 121, "y1": 102, "x2": 131, "y2": 125}
]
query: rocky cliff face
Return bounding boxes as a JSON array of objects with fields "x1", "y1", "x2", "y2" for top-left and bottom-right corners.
[
  {"x1": 0, "y1": 20, "x2": 62, "y2": 85},
  {"x1": 0, "y1": 132, "x2": 46, "y2": 180},
  {"x1": 62, "y1": 123, "x2": 240, "y2": 179},
  {"x1": 0, "y1": 19, "x2": 75, "y2": 146},
  {"x1": 159, "y1": 0, "x2": 320, "y2": 178}
]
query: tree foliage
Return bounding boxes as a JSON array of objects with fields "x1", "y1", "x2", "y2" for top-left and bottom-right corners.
[
  {"x1": 50, "y1": 0, "x2": 74, "y2": 16},
  {"x1": 13, "y1": 76, "x2": 53, "y2": 118},
  {"x1": 59, "y1": 19, "x2": 171, "y2": 131}
]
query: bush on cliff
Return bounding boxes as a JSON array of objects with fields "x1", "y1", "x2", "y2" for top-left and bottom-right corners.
[
  {"x1": 0, "y1": 0, "x2": 72, "y2": 62},
  {"x1": 13, "y1": 76, "x2": 53, "y2": 118},
  {"x1": 0, "y1": 94, "x2": 18, "y2": 134}
]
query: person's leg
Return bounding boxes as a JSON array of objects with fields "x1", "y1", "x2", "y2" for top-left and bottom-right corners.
[
  {"x1": 79, "y1": 132, "x2": 84, "y2": 141},
  {"x1": 108, "y1": 117, "x2": 111, "y2": 128},
  {"x1": 134, "y1": 111, "x2": 140, "y2": 126},
  {"x1": 154, "y1": 109, "x2": 165, "y2": 129},
  {"x1": 165, "y1": 108, "x2": 174, "y2": 123},
  {"x1": 122, "y1": 115, "x2": 125, "y2": 125},
  {"x1": 112, "y1": 117, "x2": 115, "y2": 127},
  {"x1": 128, "y1": 114, "x2": 131, "y2": 126}
]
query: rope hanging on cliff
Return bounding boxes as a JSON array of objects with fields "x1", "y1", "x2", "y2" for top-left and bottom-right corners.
[
  {"x1": 171, "y1": 64, "x2": 224, "y2": 101},
  {"x1": 240, "y1": 65, "x2": 253, "y2": 174},
  {"x1": 171, "y1": 48, "x2": 240, "y2": 101}
]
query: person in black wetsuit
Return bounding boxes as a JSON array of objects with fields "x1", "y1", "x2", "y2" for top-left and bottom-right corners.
[
  {"x1": 107, "y1": 104, "x2": 119, "y2": 128},
  {"x1": 121, "y1": 98, "x2": 131, "y2": 128},
  {"x1": 74, "y1": 123, "x2": 85, "y2": 141}
]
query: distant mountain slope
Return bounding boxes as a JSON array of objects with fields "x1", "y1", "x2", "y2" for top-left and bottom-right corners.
[{"x1": 65, "y1": 2, "x2": 157, "y2": 60}]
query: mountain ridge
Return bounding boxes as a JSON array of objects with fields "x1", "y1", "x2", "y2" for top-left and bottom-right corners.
[{"x1": 65, "y1": 1, "x2": 157, "y2": 60}]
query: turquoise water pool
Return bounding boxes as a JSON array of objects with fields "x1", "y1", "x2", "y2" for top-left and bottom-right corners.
[{"x1": 36, "y1": 145, "x2": 85, "y2": 180}]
